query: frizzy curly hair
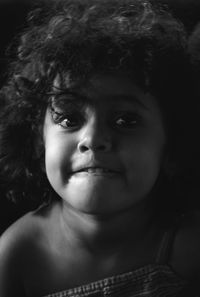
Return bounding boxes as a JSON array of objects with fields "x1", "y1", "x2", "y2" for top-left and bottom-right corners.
[{"x1": 0, "y1": 0, "x2": 198, "y2": 212}]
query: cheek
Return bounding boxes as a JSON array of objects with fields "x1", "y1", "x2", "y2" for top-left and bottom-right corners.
[
  {"x1": 43, "y1": 111, "x2": 77, "y2": 189},
  {"x1": 122, "y1": 136, "x2": 165, "y2": 193},
  {"x1": 44, "y1": 135, "x2": 75, "y2": 186},
  {"x1": 125, "y1": 148, "x2": 161, "y2": 177}
]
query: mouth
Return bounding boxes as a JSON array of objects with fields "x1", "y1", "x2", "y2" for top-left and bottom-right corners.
[{"x1": 71, "y1": 167, "x2": 121, "y2": 176}]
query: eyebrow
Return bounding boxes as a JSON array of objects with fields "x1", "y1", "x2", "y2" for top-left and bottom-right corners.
[
  {"x1": 106, "y1": 94, "x2": 148, "y2": 110},
  {"x1": 51, "y1": 90, "x2": 148, "y2": 110},
  {"x1": 50, "y1": 90, "x2": 86, "y2": 106}
]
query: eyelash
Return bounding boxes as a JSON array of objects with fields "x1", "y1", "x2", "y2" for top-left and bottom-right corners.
[
  {"x1": 51, "y1": 109, "x2": 83, "y2": 130},
  {"x1": 112, "y1": 112, "x2": 140, "y2": 129},
  {"x1": 50, "y1": 107, "x2": 141, "y2": 131}
]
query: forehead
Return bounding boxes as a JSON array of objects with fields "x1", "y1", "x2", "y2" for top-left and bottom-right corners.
[{"x1": 52, "y1": 73, "x2": 159, "y2": 112}]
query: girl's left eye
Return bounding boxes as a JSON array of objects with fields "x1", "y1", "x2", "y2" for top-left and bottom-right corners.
[{"x1": 113, "y1": 112, "x2": 140, "y2": 129}]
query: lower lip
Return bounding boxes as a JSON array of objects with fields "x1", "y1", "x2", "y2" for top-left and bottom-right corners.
[{"x1": 72, "y1": 171, "x2": 121, "y2": 178}]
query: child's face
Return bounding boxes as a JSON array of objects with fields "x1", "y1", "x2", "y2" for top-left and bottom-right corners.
[{"x1": 43, "y1": 73, "x2": 166, "y2": 215}]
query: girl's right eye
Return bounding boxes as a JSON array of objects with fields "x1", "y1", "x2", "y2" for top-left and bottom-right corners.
[
  {"x1": 57, "y1": 114, "x2": 82, "y2": 129},
  {"x1": 50, "y1": 108, "x2": 83, "y2": 130}
]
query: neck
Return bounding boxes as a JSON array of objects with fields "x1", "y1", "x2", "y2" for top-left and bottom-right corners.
[{"x1": 58, "y1": 199, "x2": 155, "y2": 255}]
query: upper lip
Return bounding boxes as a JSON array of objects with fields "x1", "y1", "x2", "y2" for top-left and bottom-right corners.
[
  {"x1": 70, "y1": 163, "x2": 121, "y2": 174},
  {"x1": 74, "y1": 167, "x2": 119, "y2": 173}
]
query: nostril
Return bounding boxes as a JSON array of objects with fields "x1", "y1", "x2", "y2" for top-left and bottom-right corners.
[
  {"x1": 77, "y1": 134, "x2": 112, "y2": 153},
  {"x1": 78, "y1": 141, "x2": 111, "y2": 153},
  {"x1": 79, "y1": 144, "x2": 90, "y2": 153},
  {"x1": 97, "y1": 144, "x2": 108, "y2": 151},
  {"x1": 79, "y1": 143, "x2": 107, "y2": 153}
]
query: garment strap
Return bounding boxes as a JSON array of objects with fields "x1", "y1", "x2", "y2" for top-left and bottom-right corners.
[{"x1": 155, "y1": 228, "x2": 176, "y2": 264}]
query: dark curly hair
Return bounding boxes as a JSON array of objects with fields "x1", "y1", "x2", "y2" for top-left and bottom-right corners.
[{"x1": 0, "y1": 0, "x2": 199, "y2": 216}]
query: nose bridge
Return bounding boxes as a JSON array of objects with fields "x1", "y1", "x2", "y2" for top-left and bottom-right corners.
[{"x1": 77, "y1": 112, "x2": 112, "y2": 153}]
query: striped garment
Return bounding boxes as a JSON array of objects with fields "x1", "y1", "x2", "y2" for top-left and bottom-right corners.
[
  {"x1": 42, "y1": 229, "x2": 195, "y2": 297},
  {"x1": 43, "y1": 263, "x2": 188, "y2": 297}
]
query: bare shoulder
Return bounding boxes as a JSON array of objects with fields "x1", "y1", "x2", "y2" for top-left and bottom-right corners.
[
  {"x1": 171, "y1": 211, "x2": 200, "y2": 281},
  {"x1": 0, "y1": 212, "x2": 38, "y2": 296},
  {"x1": 1, "y1": 211, "x2": 42, "y2": 249},
  {"x1": 0, "y1": 202, "x2": 56, "y2": 297},
  {"x1": 0, "y1": 202, "x2": 52, "y2": 247}
]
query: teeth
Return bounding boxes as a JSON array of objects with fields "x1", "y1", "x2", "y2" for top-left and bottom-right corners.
[{"x1": 86, "y1": 168, "x2": 112, "y2": 173}]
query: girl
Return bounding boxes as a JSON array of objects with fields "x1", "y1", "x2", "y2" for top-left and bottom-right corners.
[{"x1": 0, "y1": 0, "x2": 200, "y2": 296}]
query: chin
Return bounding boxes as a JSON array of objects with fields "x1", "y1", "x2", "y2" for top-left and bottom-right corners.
[
  {"x1": 63, "y1": 191, "x2": 112, "y2": 213},
  {"x1": 60, "y1": 189, "x2": 139, "y2": 217}
]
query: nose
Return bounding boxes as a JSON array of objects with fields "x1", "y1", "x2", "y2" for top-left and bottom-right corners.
[{"x1": 77, "y1": 116, "x2": 112, "y2": 153}]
